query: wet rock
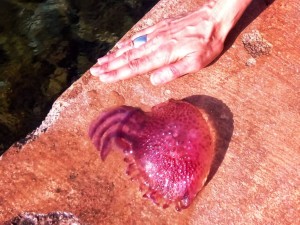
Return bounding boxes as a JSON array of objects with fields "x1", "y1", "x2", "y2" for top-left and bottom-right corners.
[{"x1": 5, "y1": 212, "x2": 82, "y2": 225}]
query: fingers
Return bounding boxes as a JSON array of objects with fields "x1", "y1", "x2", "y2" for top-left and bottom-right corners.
[
  {"x1": 94, "y1": 47, "x2": 171, "y2": 83},
  {"x1": 150, "y1": 57, "x2": 200, "y2": 85},
  {"x1": 91, "y1": 36, "x2": 167, "y2": 76},
  {"x1": 90, "y1": 19, "x2": 174, "y2": 79},
  {"x1": 96, "y1": 44, "x2": 132, "y2": 65}
]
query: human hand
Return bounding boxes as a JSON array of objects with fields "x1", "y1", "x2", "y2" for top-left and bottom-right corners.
[{"x1": 90, "y1": 0, "x2": 250, "y2": 85}]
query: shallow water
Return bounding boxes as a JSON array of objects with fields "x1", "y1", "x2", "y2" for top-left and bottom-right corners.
[{"x1": 0, "y1": 0, "x2": 158, "y2": 154}]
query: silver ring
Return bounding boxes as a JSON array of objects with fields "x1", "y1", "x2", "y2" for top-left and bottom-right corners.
[{"x1": 133, "y1": 34, "x2": 147, "y2": 48}]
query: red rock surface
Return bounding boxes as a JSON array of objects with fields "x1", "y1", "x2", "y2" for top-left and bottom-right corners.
[{"x1": 0, "y1": 0, "x2": 299, "y2": 224}]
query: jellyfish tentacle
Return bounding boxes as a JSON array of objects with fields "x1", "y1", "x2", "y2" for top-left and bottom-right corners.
[
  {"x1": 90, "y1": 106, "x2": 142, "y2": 160},
  {"x1": 100, "y1": 126, "x2": 140, "y2": 160},
  {"x1": 113, "y1": 110, "x2": 145, "y2": 153},
  {"x1": 90, "y1": 106, "x2": 135, "y2": 142},
  {"x1": 142, "y1": 189, "x2": 167, "y2": 207},
  {"x1": 115, "y1": 131, "x2": 139, "y2": 151},
  {"x1": 179, "y1": 192, "x2": 192, "y2": 209},
  {"x1": 89, "y1": 106, "x2": 130, "y2": 137},
  {"x1": 89, "y1": 108, "x2": 131, "y2": 149},
  {"x1": 100, "y1": 108, "x2": 141, "y2": 153},
  {"x1": 114, "y1": 137, "x2": 132, "y2": 155},
  {"x1": 100, "y1": 128, "x2": 117, "y2": 160},
  {"x1": 91, "y1": 119, "x2": 122, "y2": 152}
]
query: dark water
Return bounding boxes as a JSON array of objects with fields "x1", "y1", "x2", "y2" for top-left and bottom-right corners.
[{"x1": 0, "y1": 0, "x2": 158, "y2": 154}]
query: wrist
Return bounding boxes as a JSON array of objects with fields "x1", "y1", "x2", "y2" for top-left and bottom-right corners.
[{"x1": 211, "y1": 0, "x2": 252, "y2": 41}]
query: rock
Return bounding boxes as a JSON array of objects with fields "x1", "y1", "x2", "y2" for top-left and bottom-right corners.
[
  {"x1": 242, "y1": 29, "x2": 272, "y2": 58},
  {"x1": 245, "y1": 57, "x2": 256, "y2": 66},
  {"x1": 5, "y1": 211, "x2": 82, "y2": 225}
]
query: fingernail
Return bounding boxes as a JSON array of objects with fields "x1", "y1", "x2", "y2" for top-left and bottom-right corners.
[
  {"x1": 99, "y1": 74, "x2": 109, "y2": 82},
  {"x1": 97, "y1": 57, "x2": 107, "y2": 65},
  {"x1": 116, "y1": 42, "x2": 124, "y2": 48},
  {"x1": 150, "y1": 74, "x2": 161, "y2": 85},
  {"x1": 91, "y1": 64, "x2": 108, "y2": 75},
  {"x1": 99, "y1": 74, "x2": 116, "y2": 83},
  {"x1": 90, "y1": 67, "x2": 99, "y2": 76}
]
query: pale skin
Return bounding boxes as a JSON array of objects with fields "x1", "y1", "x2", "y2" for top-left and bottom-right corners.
[{"x1": 90, "y1": 0, "x2": 252, "y2": 85}]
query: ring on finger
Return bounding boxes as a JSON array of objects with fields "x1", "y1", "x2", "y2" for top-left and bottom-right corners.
[{"x1": 132, "y1": 34, "x2": 147, "y2": 48}]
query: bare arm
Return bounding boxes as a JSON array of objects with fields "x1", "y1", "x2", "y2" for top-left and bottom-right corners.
[
  {"x1": 90, "y1": 0, "x2": 252, "y2": 85},
  {"x1": 213, "y1": 0, "x2": 252, "y2": 41}
]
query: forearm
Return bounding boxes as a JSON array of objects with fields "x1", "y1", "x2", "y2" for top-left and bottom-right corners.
[{"x1": 211, "y1": 0, "x2": 252, "y2": 41}]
